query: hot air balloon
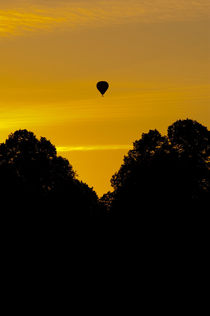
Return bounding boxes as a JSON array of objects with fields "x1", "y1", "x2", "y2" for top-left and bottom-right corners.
[{"x1": 97, "y1": 81, "x2": 109, "y2": 96}]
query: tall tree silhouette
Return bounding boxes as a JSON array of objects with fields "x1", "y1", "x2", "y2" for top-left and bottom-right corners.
[
  {"x1": 0, "y1": 130, "x2": 100, "y2": 216},
  {"x1": 108, "y1": 119, "x2": 210, "y2": 216}
]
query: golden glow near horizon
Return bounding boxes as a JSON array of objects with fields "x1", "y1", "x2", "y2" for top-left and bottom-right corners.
[
  {"x1": 57, "y1": 145, "x2": 131, "y2": 152},
  {"x1": 0, "y1": 0, "x2": 209, "y2": 195}
]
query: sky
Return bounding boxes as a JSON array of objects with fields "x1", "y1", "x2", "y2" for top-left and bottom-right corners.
[{"x1": 0, "y1": 0, "x2": 209, "y2": 196}]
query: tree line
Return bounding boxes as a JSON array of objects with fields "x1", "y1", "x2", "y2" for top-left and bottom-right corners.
[{"x1": 0, "y1": 119, "x2": 209, "y2": 218}]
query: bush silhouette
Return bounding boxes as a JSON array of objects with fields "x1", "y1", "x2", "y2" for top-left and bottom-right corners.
[
  {"x1": 0, "y1": 130, "x2": 100, "y2": 216},
  {"x1": 106, "y1": 119, "x2": 210, "y2": 216}
]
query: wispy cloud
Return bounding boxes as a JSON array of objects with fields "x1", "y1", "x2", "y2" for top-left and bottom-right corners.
[
  {"x1": 57, "y1": 144, "x2": 131, "y2": 152},
  {"x1": 0, "y1": 10, "x2": 65, "y2": 36},
  {"x1": 0, "y1": 0, "x2": 209, "y2": 36}
]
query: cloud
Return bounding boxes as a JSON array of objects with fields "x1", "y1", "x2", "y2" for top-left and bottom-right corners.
[
  {"x1": 57, "y1": 144, "x2": 131, "y2": 152},
  {"x1": 0, "y1": 0, "x2": 210, "y2": 36},
  {"x1": 0, "y1": 10, "x2": 65, "y2": 36}
]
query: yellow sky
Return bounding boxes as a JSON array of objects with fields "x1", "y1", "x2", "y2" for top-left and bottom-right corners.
[{"x1": 0, "y1": 0, "x2": 209, "y2": 196}]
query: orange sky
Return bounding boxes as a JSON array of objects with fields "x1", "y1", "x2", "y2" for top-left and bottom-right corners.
[{"x1": 0, "y1": 0, "x2": 209, "y2": 196}]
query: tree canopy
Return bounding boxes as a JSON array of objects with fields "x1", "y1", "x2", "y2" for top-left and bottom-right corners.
[
  {"x1": 108, "y1": 119, "x2": 210, "y2": 216},
  {"x1": 0, "y1": 129, "x2": 100, "y2": 216},
  {"x1": 0, "y1": 119, "x2": 209, "y2": 219}
]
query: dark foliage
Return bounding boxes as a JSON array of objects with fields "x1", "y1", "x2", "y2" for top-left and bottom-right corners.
[
  {"x1": 0, "y1": 119, "x2": 209, "y2": 221},
  {"x1": 99, "y1": 191, "x2": 114, "y2": 215},
  {"x1": 106, "y1": 119, "x2": 210, "y2": 217},
  {"x1": 0, "y1": 130, "x2": 101, "y2": 217}
]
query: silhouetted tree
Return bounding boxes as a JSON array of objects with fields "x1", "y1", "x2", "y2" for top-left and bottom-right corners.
[
  {"x1": 0, "y1": 130, "x2": 100, "y2": 217},
  {"x1": 99, "y1": 191, "x2": 114, "y2": 215},
  {"x1": 108, "y1": 119, "x2": 210, "y2": 216}
]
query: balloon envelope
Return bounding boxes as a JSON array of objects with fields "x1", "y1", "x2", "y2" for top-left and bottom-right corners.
[{"x1": 97, "y1": 81, "x2": 109, "y2": 96}]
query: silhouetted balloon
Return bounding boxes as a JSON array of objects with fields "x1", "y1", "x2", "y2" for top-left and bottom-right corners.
[{"x1": 97, "y1": 81, "x2": 109, "y2": 96}]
